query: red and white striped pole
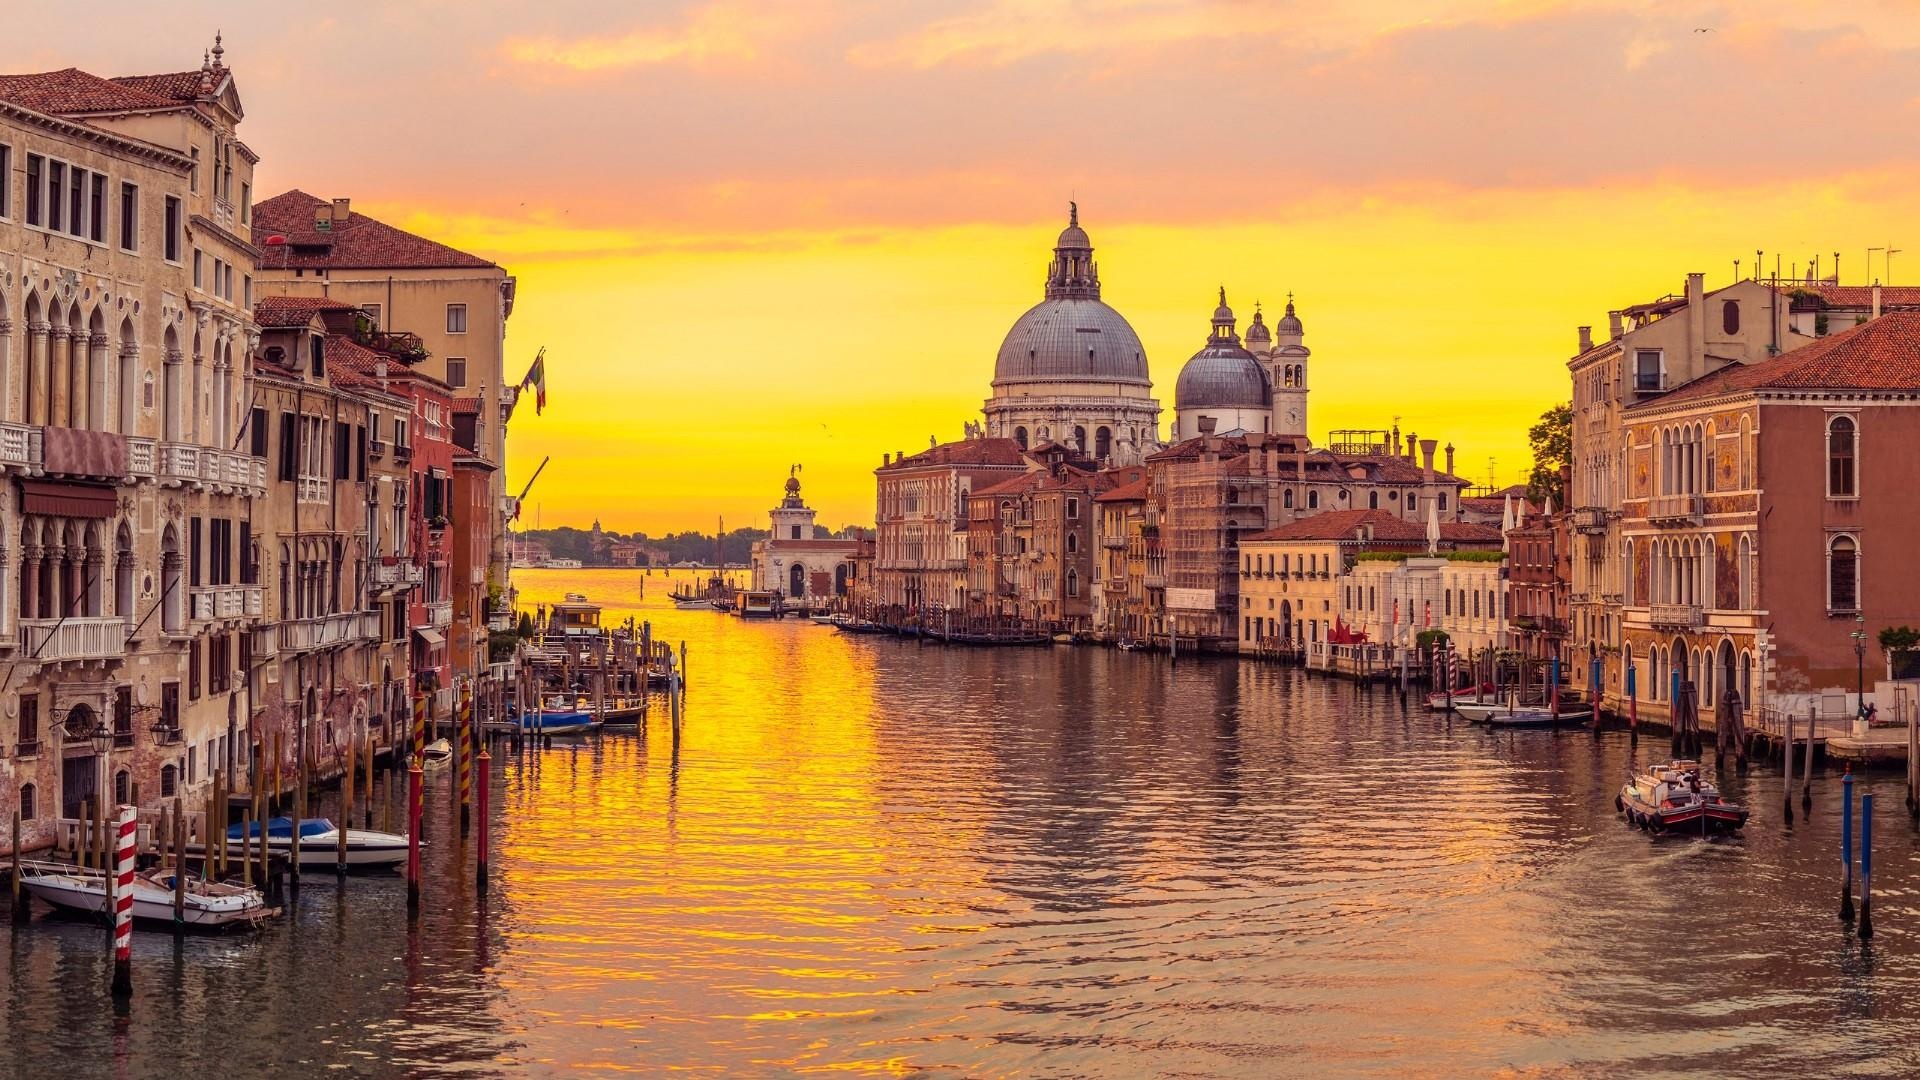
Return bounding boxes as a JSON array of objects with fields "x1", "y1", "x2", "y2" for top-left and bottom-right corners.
[{"x1": 111, "y1": 804, "x2": 135, "y2": 1000}]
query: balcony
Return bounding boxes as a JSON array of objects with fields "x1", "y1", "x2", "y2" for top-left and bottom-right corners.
[
  {"x1": 190, "y1": 584, "x2": 264, "y2": 623},
  {"x1": 1645, "y1": 493, "x2": 1702, "y2": 526},
  {"x1": 251, "y1": 623, "x2": 279, "y2": 657},
  {"x1": 1648, "y1": 603, "x2": 1703, "y2": 629},
  {"x1": 1572, "y1": 506, "x2": 1610, "y2": 534},
  {"x1": 370, "y1": 438, "x2": 388, "y2": 458},
  {"x1": 1143, "y1": 574, "x2": 1167, "y2": 589},
  {"x1": 298, "y1": 475, "x2": 329, "y2": 504},
  {"x1": 394, "y1": 444, "x2": 413, "y2": 465},
  {"x1": 1101, "y1": 536, "x2": 1126, "y2": 550},
  {"x1": 0, "y1": 422, "x2": 39, "y2": 472},
  {"x1": 373, "y1": 561, "x2": 424, "y2": 587},
  {"x1": 282, "y1": 610, "x2": 380, "y2": 652},
  {"x1": 156, "y1": 443, "x2": 268, "y2": 496},
  {"x1": 426, "y1": 601, "x2": 453, "y2": 629},
  {"x1": 20, "y1": 617, "x2": 126, "y2": 664},
  {"x1": 125, "y1": 436, "x2": 155, "y2": 479}
]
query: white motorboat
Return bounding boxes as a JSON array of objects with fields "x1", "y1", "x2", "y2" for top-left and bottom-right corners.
[
  {"x1": 230, "y1": 817, "x2": 410, "y2": 869},
  {"x1": 16, "y1": 859, "x2": 273, "y2": 929},
  {"x1": 421, "y1": 738, "x2": 452, "y2": 764}
]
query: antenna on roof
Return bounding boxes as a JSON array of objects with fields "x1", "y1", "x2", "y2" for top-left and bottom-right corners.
[{"x1": 1733, "y1": 258, "x2": 1741, "y2": 281}]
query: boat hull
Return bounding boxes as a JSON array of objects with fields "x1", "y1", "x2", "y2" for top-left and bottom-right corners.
[
  {"x1": 1618, "y1": 789, "x2": 1749, "y2": 834},
  {"x1": 20, "y1": 865, "x2": 270, "y2": 928}
]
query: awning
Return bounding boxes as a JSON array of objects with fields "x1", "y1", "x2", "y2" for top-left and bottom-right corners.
[
  {"x1": 412, "y1": 627, "x2": 446, "y2": 647},
  {"x1": 20, "y1": 479, "x2": 117, "y2": 519}
]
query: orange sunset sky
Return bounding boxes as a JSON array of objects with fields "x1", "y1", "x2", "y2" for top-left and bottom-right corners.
[{"x1": 16, "y1": 2, "x2": 1920, "y2": 533}]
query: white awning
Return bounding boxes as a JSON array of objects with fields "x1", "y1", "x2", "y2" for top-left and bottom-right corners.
[{"x1": 412, "y1": 627, "x2": 446, "y2": 647}]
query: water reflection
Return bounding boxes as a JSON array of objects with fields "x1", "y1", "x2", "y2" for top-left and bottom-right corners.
[{"x1": 4, "y1": 567, "x2": 1919, "y2": 1077}]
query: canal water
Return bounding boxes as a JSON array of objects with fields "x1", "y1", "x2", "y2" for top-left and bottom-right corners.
[{"x1": 6, "y1": 567, "x2": 1917, "y2": 1077}]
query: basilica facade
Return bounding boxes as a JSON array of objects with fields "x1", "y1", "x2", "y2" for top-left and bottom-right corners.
[
  {"x1": 982, "y1": 206, "x2": 1161, "y2": 466},
  {"x1": 1171, "y1": 290, "x2": 1311, "y2": 441}
]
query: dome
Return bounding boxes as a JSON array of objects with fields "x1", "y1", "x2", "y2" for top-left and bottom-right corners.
[
  {"x1": 1244, "y1": 305, "x2": 1271, "y2": 347},
  {"x1": 1175, "y1": 344, "x2": 1269, "y2": 409},
  {"x1": 1276, "y1": 298, "x2": 1303, "y2": 336},
  {"x1": 784, "y1": 476, "x2": 801, "y2": 494},
  {"x1": 993, "y1": 298, "x2": 1151, "y2": 387}
]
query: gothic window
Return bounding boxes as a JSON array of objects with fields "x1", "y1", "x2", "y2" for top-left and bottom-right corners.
[
  {"x1": 1722, "y1": 299, "x2": 1740, "y2": 334},
  {"x1": 18, "y1": 784, "x2": 34, "y2": 821}
]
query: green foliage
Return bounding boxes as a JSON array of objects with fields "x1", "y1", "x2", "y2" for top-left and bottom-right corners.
[
  {"x1": 487, "y1": 630, "x2": 519, "y2": 663},
  {"x1": 1878, "y1": 625, "x2": 1920, "y2": 651},
  {"x1": 1352, "y1": 549, "x2": 1504, "y2": 564},
  {"x1": 516, "y1": 612, "x2": 535, "y2": 639},
  {"x1": 1526, "y1": 403, "x2": 1571, "y2": 506},
  {"x1": 1416, "y1": 629, "x2": 1450, "y2": 650}
]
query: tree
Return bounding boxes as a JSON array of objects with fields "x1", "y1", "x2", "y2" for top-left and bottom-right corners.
[{"x1": 1527, "y1": 403, "x2": 1572, "y2": 506}]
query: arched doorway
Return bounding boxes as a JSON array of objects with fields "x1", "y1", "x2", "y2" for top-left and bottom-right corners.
[
  {"x1": 789, "y1": 563, "x2": 806, "y2": 598},
  {"x1": 1670, "y1": 637, "x2": 1690, "y2": 699},
  {"x1": 60, "y1": 703, "x2": 100, "y2": 819},
  {"x1": 834, "y1": 564, "x2": 849, "y2": 597},
  {"x1": 1280, "y1": 599, "x2": 1293, "y2": 645},
  {"x1": 1718, "y1": 639, "x2": 1737, "y2": 708}
]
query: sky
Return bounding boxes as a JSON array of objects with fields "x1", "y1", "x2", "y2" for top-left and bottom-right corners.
[{"x1": 13, "y1": 2, "x2": 1920, "y2": 533}]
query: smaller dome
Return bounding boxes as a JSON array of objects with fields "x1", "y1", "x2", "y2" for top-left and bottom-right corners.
[
  {"x1": 1212, "y1": 285, "x2": 1233, "y2": 323},
  {"x1": 784, "y1": 476, "x2": 801, "y2": 494},
  {"x1": 1175, "y1": 346, "x2": 1269, "y2": 409},
  {"x1": 1056, "y1": 200, "x2": 1091, "y2": 249},
  {"x1": 1276, "y1": 298, "x2": 1303, "y2": 336},
  {"x1": 1245, "y1": 305, "x2": 1271, "y2": 346}
]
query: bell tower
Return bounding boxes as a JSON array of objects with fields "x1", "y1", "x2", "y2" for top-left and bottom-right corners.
[{"x1": 1268, "y1": 295, "x2": 1310, "y2": 438}]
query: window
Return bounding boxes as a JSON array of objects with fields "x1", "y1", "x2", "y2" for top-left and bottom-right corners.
[
  {"x1": 188, "y1": 638, "x2": 201, "y2": 700},
  {"x1": 189, "y1": 146, "x2": 199, "y2": 193},
  {"x1": 278, "y1": 411, "x2": 297, "y2": 480},
  {"x1": 1828, "y1": 415, "x2": 1856, "y2": 497},
  {"x1": 160, "y1": 681, "x2": 179, "y2": 733},
  {"x1": 447, "y1": 303, "x2": 469, "y2": 334},
  {"x1": 1723, "y1": 299, "x2": 1740, "y2": 335},
  {"x1": 1634, "y1": 349, "x2": 1663, "y2": 392},
  {"x1": 310, "y1": 335, "x2": 325, "y2": 377},
  {"x1": 1067, "y1": 497, "x2": 1079, "y2": 520},
  {"x1": 1828, "y1": 535, "x2": 1859, "y2": 611},
  {"x1": 1307, "y1": 491, "x2": 1319, "y2": 509},
  {"x1": 25, "y1": 154, "x2": 42, "y2": 225},
  {"x1": 119, "y1": 181, "x2": 138, "y2": 250},
  {"x1": 361, "y1": 303, "x2": 382, "y2": 328},
  {"x1": 114, "y1": 687, "x2": 133, "y2": 748},
  {"x1": 114, "y1": 770, "x2": 130, "y2": 806},
  {"x1": 46, "y1": 161, "x2": 64, "y2": 231},
  {"x1": 194, "y1": 250, "x2": 204, "y2": 289},
  {"x1": 0, "y1": 144, "x2": 9, "y2": 220},
  {"x1": 243, "y1": 274, "x2": 252, "y2": 308},
  {"x1": 163, "y1": 196, "x2": 182, "y2": 262},
  {"x1": 160, "y1": 764, "x2": 177, "y2": 798},
  {"x1": 17, "y1": 693, "x2": 37, "y2": 753},
  {"x1": 18, "y1": 784, "x2": 34, "y2": 822},
  {"x1": 446, "y1": 357, "x2": 468, "y2": 388},
  {"x1": 240, "y1": 181, "x2": 250, "y2": 224},
  {"x1": 89, "y1": 173, "x2": 105, "y2": 243},
  {"x1": 67, "y1": 166, "x2": 83, "y2": 238}
]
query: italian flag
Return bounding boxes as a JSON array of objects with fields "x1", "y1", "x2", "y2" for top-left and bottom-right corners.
[{"x1": 520, "y1": 348, "x2": 547, "y2": 414}]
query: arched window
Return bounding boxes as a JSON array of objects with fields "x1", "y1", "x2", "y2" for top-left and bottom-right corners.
[
  {"x1": 1065, "y1": 533, "x2": 1078, "y2": 555},
  {"x1": 1828, "y1": 534, "x2": 1859, "y2": 611},
  {"x1": 1283, "y1": 489, "x2": 1294, "y2": 509},
  {"x1": 19, "y1": 783, "x2": 35, "y2": 821},
  {"x1": 1066, "y1": 570, "x2": 1078, "y2": 598},
  {"x1": 1013, "y1": 426, "x2": 1028, "y2": 451},
  {"x1": 114, "y1": 768, "x2": 130, "y2": 805},
  {"x1": 1722, "y1": 299, "x2": 1740, "y2": 334},
  {"x1": 1307, "y1": 491, "x2": 1319, "y2": 509},
  {"x1": 1094, "y1": 426, "x2": 1111, "y2": 459},
  {"x1": 1740, "y1": 650, "x2": 1752, "y2": 706},
  {"x1": 1073, "y1": 425, "x2": 1087, "y2": 452},
  {"x1": 1828, "y1": 416, "x2": 1857, "y2": 497},
  {"x1": 160, "y1": 763, "x2": 177, "y2": 797}
]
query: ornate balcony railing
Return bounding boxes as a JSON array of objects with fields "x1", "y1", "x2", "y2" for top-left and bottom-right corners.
[
  {"x1": 282, "y1": 610, "x2": 380, "y2": 652},
  {"x1": 1646, "y1": 494, "x2": 1702, "y2": 526},
  {"x1": 426, "y1": 601, "x2": 453, "y2": 629},
  {"x1": 1648, "y1": 603, "x2": 1703, "y2": 629},
  {"x1": 1572, "y1": 506, "x2": 1609, "y2": 533},
  {"x1": 21, "y1": 617, "x2": 126, "y2": 664},
  {"x1": 0, "y1": 423, "x2": 39, "y2": 471},
  {"x1": 190, "y1": 585, "x2": 264, "y2": 622},
  {"x1": 125, "y1": 436, "x2": 155, "y2": 479},
  {"x1": 372, "y1": 561, "x2": 423, "y2": 587}
]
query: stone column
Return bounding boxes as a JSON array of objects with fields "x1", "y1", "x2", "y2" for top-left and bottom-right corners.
[
  {"x1": 117, "y1": 342, "x2": 139, "y2": 436},
  {"x1": 64, "y1": 544, "x2": 83, "y2": 619},
  {"x1": 18, "y1": 542, "x2": 37, "y2": 621},
  {"x1": 27, "y1": 322, "x2": 49, "y2": 427},
  {"x1": 0, "y1": 318, "x2": 12, "y2": 426},
  {"x1": 84, "y1": 332, "x2": 107, "y2": 431},
  {"x1": 86, "y1": 551, "x2": 104, "y2": 617},
  {"x1": 49, "y1": 328, "x2": 70, "y2": 429},
  {"x1": 163, "y1": 348, "x2": 184, "y2": 443}
]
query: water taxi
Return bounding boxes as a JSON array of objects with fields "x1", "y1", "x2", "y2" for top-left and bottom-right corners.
[
  {"x1": 1617, "y1": 761, "x2": 1749, "y2": 834},
  {"x1": 229, "y1": 817, "x2": 412, "y2": 869},
  {"x1": 735, "y1": 590, "x2": 778, "y2": 619}
]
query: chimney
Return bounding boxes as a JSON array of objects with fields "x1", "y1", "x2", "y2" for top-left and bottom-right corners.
[
  {"x1": 1873, "y1": 284, "x2": 1882, "y2": 320},
  {"x1": 1405, "y1": 432, "x2": 1417, "y2": 462},
  {"x1": 1197, "y1": 415, "x2": 1217, "y2": 435},
  {"x1": 882, "y1": 453, "x2": 891, "y2": 466},
  {"x1": 1608, "y1": 310, "x2": 1624, "y2": 340},
  {"x1": 1685, "y1": 272, "x2": 1705, "y2": 366},
  {"x1": 1445, "y1": 443, "x2": 1455, "y2": 478},
  {"x1": 331, "y1": 197, "x2": 352, "y2": 224},
  {"x1": 1420, "y1": 439, "x2": 1437, "y2": 482},
  {"x1": 1577, "y1": 326, "x2": 1593, "y2": 352}
]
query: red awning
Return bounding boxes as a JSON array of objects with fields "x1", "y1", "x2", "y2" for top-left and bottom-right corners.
[{"x1": 20, "y1": 479, "x2": 116, "y2": 519}]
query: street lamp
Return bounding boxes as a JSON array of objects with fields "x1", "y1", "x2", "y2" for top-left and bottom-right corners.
[{"x1": 1851, "y1": 612, "x2": 1869, "y2": 720}]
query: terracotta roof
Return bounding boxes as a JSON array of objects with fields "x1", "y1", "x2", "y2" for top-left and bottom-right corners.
[
  {"x1": 453, "y1": 397, "x2": 483, "y2": 414},
  {"x1": 252, "y1": 190, "x2": 499, "y2": 271},
  {"x1": 323, "y1": 337, "x2": 386, "y2": 389},
  {"x1": 1095, "y1": 477, "x2": 1149, "y2": 502},
  {"x1": 1244, "y1": 509, "x2": 1501, "y2": 545},
  {"x1": 253, "y1": 294, "x2": 357, "y2": 330},
  {"x1": 1641, "y1": 311, "x2": 1920, "y2": 407},
  {"x1": 762, "y1": 539, "x2": 859, "y2": 552},
  {"x1": 973, "y1": 470, "x2": 1047, "y2": 499},
  {"x1": 0, "y1": 68, "x2": 179, "y2": 114},
  {"x1": 107, "y1": 71, "x2": 208, "y2": 103},
  {"x1": 878, "y1": 437, "x2": 1027, "y2": 473},
  {"x1": 1773, "y1": 283, "x2": 1920, "y2": 310}
]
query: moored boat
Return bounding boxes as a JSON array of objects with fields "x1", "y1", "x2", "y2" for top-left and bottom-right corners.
[
  {"x1": 1426, "y1": 684, "x2": 1495, "y2": 711},
  {"x1": 1617, "y1": 760, "x2": 1749, "y2": 834},
  {"x1": 515, "y1": 709, "x2": 600, "y2": 735},
  {"x1": 16, "y1": 860, "x2": 274, "y2": 929},
  {"x1": 421, "y1": 738, "x2": 452, "y2": 763},
  {"x1": 229, "y1": 817, "x2": 411, "y2": 869}
]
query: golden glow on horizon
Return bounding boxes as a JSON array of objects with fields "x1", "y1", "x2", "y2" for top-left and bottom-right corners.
[{"x1": 402, "y1": 174, "x2": 1920, "y2": 535}]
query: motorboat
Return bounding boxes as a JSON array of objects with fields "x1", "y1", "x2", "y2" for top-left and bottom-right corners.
[
  {"x1": 809, "y1": 612, "x2": 838, "y2": 625},
  {"x1": 421, "y1": 738, "x2": 452, "y2": 763},
  {"x1": 1425, "y1": 683, "x2": 1495, "y2": 711},
  {"x1": 229, "y1": 817, "x2": 411, "y2": 869},
  {"x1": 1455, "y1": 695, "x2": 1586, "y2": 726},
  {"x1": 1617, "y1": 761, "x2": 1749, "y2": 834},
  {"x1": 16, "y1": 859, "x2": 274, "y2": 929},
  {"x1": 735, "y1": 590, "x2": 778, "y2": 619},
  {"x1": 515, "y1": 708, "x2": 601, "y2": 736},
  {"x1": 670, "y1": 592, "x2": 711, "y2": 609}
]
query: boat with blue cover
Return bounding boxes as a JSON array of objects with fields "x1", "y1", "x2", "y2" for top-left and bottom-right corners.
[{"x1": 227, "y1": 816, "x2": 410, "y2": 868}]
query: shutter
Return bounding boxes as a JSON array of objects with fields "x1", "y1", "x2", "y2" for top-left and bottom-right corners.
[
  {"x1": 249, "y1": 407, "x2": 268, "y2": 457},
  {"x1": 279, "y1": 412, "x2": 296, "y2": 480},
  {"x1": 356, "y1": 424, "x2": 367, "y2": 481},
  {"x1": 238, "y1": 521, "x2": 252, "y2": 584},
  {"x1": 189, "y1": 517, "x2": 202, "y2": 588}
]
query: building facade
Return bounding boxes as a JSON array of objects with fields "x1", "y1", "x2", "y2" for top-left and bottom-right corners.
[
  {"x1": 872, "y1": 436, "x2": 1027, "y2": 619},
  {"x1": 1172, "y1": 291, "x2": 1312, "y2": 441},
  {"x1": 750, "y1": 472, "x2": 857, "y2": 601}
]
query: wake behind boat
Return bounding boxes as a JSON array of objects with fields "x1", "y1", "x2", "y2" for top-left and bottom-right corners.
[
  {"x1": 16, "y1": 859, "x2": 274, "y2": 929},
  {"x1": 1617, "y1": 761, "x2": 1749, "y2": 834}
]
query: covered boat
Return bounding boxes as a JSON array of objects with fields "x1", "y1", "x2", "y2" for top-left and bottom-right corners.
[
  {"x1": 16, "y1": 860, "x2": 274, "y2": 929},
  {"x1": 229, "y1": 817, "x2": 411, "y2": 868},
  {"x1": 1617, "y1": 761, "x2": 1749, "y2": 834}
]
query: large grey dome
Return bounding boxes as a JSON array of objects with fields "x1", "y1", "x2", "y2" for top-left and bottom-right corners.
[
  {"x1": 993, "y1": 298, "x2": 1151, "y2": 387},
  {"x1": 1175, "y1": 345, "x2": 1269, "y2": 408}
]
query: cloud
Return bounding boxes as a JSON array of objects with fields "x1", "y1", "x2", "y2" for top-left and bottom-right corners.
[{"x1": 501, "y1": 2, "x2": 795, "y2": 72}]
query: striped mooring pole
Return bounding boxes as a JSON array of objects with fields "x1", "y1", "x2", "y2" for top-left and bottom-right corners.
[
  {"x1": 412, "y1": 692, "x2": 428, "y2": 764},
  {"x1": 458, "y1": 683, "x2": 473, "y2": 835},
  {"x1": 111, "y1": 804, "x2": 136, "y2": 1001}
]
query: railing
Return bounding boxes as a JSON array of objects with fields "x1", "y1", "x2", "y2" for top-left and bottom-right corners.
[
  {"x1": 212, "y1": 197, "x2": 235, "y2": 231},
  {"x1": 298, "y1": 476, "x2": 329, "y2": 504},
  {"x1": 0, "y1": 422, "x2": 37, "y2": 470},
  {"x1": 1572, "y1": 506, "x2": 1609, "y2": 533},
  {"x1": 1648, "y1": 603, "x2": 1703, "y2": 628},
  {"x1": 282, "y1": 610, "x2": 380, "y2": 651},
  {"x1": 372, "y1": 561, "x2": 423, "y2": 587},
  {"x1": 158, "y1": 442, "x2": 199, "y2": 483},
  {"x1": 1646, "y1": 493, "x2": 1702, "y2": 525},
  {"x1": 370, "y1": 439, "x2": 388, "y2": 458},
  {"x1": 427, "y1": 601, "x2": 453, "y2": 629},
  {"x1": 1753, "y1": 707, "x2": 1854, "y2": 742},
  {"x1": 20, "y1": 617, "x2": 127, "y2": 663},
  {"x1": 1101, "y1": 536, "x2": 1126, "y2": 549},
  {"x1": 190, "y1": 584, "x2": 264, "y2": 622},
  {"x1": 1143, "y1": 574, "x2": 1167, "y2": 589},
  {"x1": 125, "y1": 436, "x2": 155, "y2": 479},
  {"x1": 394, "y1": 444, "x2": 413, "y2": 464},
  {"x1": 251, "y1": 623, "x2": 279, "y2": 656}
]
